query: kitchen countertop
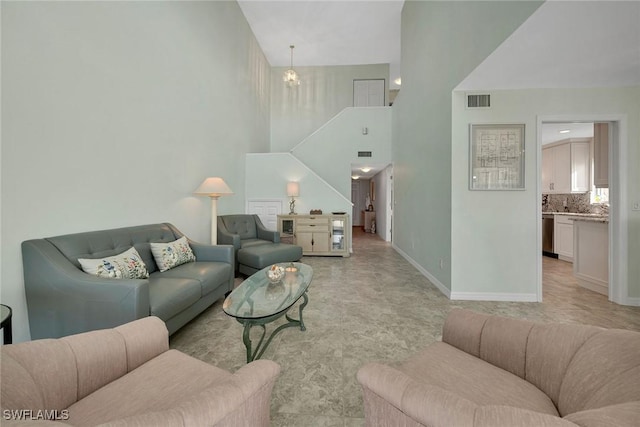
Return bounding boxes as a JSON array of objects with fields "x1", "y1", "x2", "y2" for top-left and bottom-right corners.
[{"x1": 542, "y1": 212, "x2": 609, "y2": 223}]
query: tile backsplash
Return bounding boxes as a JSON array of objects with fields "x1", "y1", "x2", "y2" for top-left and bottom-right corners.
[{"x1": 542, "y1": 193, "x2": 609, "y2": 215}]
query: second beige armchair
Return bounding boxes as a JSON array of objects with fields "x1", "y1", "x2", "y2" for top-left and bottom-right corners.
[{"x1": 357, "y1": 309, "x2": 640, "y2": 427}]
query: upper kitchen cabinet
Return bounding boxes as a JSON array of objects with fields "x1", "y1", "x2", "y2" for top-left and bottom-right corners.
[
  {"x1": 593, "y1": 123, "x2": 609, "y2": 188},
  {"x1": 542, "y1": 138, "x2": 591, "y2": 194}
]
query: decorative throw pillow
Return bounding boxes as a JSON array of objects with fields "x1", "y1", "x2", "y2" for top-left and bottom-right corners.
[
  {"x1": 150, "y1": 236, "x2": 196, "y2": 272},
  {"x1": 78, "y1": 247, "x2": 149, "y2": 279}
]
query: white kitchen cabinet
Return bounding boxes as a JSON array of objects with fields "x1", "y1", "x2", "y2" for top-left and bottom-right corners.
[
  {"x1": 542, "y1": 139, "x2": 591, "y2": 194},
  {"x1": 277, "y1": 214, "x2": 350, "y2": 257},
  {"x1": 554, "y1": 215, "x2": 574, "y2": 262},
  {"x1": 573, "y1": 219, "x2": 608, "y2": 296},
  {"x1": 593, "y1": 123, "x2": 609, "y2": 188}
]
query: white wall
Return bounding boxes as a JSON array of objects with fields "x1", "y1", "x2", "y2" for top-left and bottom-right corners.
[
  {"x1": 245, "y1": 153, "x2": 352, "y2": 217},
  {"x1": 372, "y1": 166, "x2": 392, "y2": 241},
  {"x1": 451, "y1": 87, "x2": 640, "y2": 301},
  {"x1": 393, "y1": 1, "x2": 542, "y2": 292},
  {"x1": 271, "y1": 64, "x2": 389, "y2": 152},
  {"x1": 1, "y1": 1, "x2": 271, "y2": 342},
  {"x1": 292, "y1": 107, "x2": 392, "y2": 199}
]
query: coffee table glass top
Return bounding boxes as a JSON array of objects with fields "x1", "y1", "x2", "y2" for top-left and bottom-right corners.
[{"x1": 223, "y1": 262, "x2": 312, "y2": 320}]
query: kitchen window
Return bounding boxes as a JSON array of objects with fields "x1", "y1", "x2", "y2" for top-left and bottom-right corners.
[{"x1": 591, "y1": 187, "x2": 609, "y2": 204}]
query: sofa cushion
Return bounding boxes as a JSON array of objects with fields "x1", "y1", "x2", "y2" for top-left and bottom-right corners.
[
  {"x1": 240, "y1": 239, "x2": 272, "y2": 249},
  {"x1": 399, "y1": 341, "x2": 559, "y2": 416},
  {"x1": 66, "y1": 349, "x2": 231, "y2": 426},
  {"x1": 563, "y1": 401, "x2": 640, "y2": 427},
  {"x1": 45, "y1": 223, "x2": 179, "y2": 274},
  {"x1": 237, "y1": 244, "x2": 303, "y2": 270},
  {"x1": 558, "y1": 329, "x2": 640, "y2": 415},
  {"x1": 150, "y1": 236, "x2": 196, "y2": 272},
  {"x1": 148, "y1": 276, "x2": 201, "y2": 320},
  {"x1": 158, "y1": 261, "x2": 232, "y2": 296},
  {"x1": 220, "y1": 216, "x2": 257, "y2": 240},
  {"x1": 525, "y1": 323, "x2": 602, "y2": 408},
  {"x1": 1, "y1": 339, "x2": 79, "y2": 411},
  {"x1": 474, "y1": 406, "x2": 578, "y2": 427}
]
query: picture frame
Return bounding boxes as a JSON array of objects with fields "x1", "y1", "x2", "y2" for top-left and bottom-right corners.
[{"x1": 469, "y1": 123, "x2": 525, "y2": 190}]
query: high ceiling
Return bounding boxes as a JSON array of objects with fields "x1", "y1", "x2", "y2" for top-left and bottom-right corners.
[
  {"x1": 237, "y1": 0, "x2": 640, "y2": 179},
  {"x1": 239, "y1": 0, "x2": 639, "y2": 91},
  {"x1": 237, "y1": 0, "x2": 403, "y2": 89}
]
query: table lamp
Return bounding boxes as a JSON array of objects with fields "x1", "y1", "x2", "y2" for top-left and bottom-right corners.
[
  {"x1": 194, "y1": 177, "x2": 234, "y2": 244},
  {"x1": 287, "y1": 182, "x2": 299, "y2": 215}
]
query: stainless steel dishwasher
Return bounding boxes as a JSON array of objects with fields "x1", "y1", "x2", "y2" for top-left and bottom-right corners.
[{"x1": 542, "y1": 214, "x2": 557, "y2": 257}]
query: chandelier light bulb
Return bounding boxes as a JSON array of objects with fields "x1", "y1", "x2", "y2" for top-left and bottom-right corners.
[{"x1": 283, "y1": 45, "x2": 301, "y2": 87}]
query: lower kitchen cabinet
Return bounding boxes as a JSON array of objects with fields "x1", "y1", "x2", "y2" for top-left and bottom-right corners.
[
  {"x1": 278, "y1": 214, "x2": 350, "y2": 257},
  {"x1": 573, "y1": 219, "x2": 608, "y2": 296},
  {"x1": 554, "y1": 215, "x2": 574, "y2": 262}
]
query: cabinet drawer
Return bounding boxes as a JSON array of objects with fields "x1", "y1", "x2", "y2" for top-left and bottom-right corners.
[
  {"x1": 297, "y1": 224, "x2": 329, "y2": 232},
  {"x1": 556, "y1": 216, "x2": 574, "y2": 225},
  {"x1": 296, "y1": 217, "x2": 327, "y2": 226}
]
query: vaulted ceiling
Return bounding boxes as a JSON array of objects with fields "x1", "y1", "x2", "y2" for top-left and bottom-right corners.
[
  {"x1": 237, "y1": 0, "x2": 640, "y2": 178},
  {"x1": 239, "y1": 0, "x2": 640, "y2": 91}
]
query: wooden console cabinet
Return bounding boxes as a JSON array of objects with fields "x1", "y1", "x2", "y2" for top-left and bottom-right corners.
[{"x1": 278, "y1": 214, "x2": 350, "y2": 257}]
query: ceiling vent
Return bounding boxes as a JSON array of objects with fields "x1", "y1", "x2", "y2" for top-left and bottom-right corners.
[
  {"x1": 467, "y1": 93, "x2": 491, "y2": 109},
  {"x1": 358, "y1": 151, "x2": 372, "y2": 157}
]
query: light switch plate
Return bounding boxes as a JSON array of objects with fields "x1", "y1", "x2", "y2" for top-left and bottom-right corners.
[{"x1": 633, "y1": 202, "x2": 640, "y2": 211}]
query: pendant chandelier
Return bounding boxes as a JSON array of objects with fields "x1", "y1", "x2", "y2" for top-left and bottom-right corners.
[{"x1": 283, "y1": 45, "x2": 301, "y2": 87}]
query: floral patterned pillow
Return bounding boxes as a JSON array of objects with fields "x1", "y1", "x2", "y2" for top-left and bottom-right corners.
[
  {"x1": 150, "y1": 236, "x2": 196, "y2": 272},
  {"x1": 78, "y1": 247, "x2": 149, "y2": 279}
]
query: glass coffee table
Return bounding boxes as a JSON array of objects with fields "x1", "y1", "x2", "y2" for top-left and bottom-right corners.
[{"x1": 223, "y1": 262, "x2": 313, "y2": 363}]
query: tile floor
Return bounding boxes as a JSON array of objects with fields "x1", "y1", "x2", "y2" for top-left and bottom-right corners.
[{"x1": 170, "y1": 228, "x2": 640, "y2": 426}]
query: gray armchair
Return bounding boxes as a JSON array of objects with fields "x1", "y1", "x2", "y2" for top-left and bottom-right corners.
[
  {"x1": 218, "y1": 215, "x2": 302, "y2": 275},
  {"x1": 217, "y1": 214, "x2": 280, "y2": 251}
]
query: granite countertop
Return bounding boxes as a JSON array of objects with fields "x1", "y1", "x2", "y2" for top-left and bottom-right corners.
[
  {"x1": 570, "y1": 216, "x2": 609, "y2": 223},
  {"x1": 542, "y1": 212, "x2": 609, "y2": 223}
]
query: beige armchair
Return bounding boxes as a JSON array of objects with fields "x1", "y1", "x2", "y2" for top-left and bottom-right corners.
[
  {"x1": 1, "y1": 317, "x2": 280, "y2": 426},
  {"x1": 357, "y1": 309, "x2": 640, "y2": 427}
]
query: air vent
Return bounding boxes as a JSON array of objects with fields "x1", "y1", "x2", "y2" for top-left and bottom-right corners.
[
  {"x1": 358, "y1": 151, "x2": 372, "y2": 158},
  {"x1": 467, "y1": 94, "x2": 491, "y2": 109}
]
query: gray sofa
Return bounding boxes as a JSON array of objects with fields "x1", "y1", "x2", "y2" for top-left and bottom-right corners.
[
  {"x1": 22, "y1": 223, "x2": 234, "y2": 339},
  {"x1": 217, "y1": 214, "x2": 302, "y2": 275}
]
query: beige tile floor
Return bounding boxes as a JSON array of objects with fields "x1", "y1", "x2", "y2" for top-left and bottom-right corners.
[{"x1": 170, "y1": 228, "x2": 640, "y2": 426}]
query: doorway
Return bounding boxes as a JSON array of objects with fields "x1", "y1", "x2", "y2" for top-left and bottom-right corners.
[
  {"x1": 351, "y1": 163, "x2": 393, "y2": 242},
  {"x1": 537, "y1": 115, "x2": 628, "y2": 305}
]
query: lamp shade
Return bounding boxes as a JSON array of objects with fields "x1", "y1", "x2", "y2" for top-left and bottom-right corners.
[
  {"x1": 287, "y1": 182, "x2": 300, "y2": 197},
  {"x1": 194, "y1": 177, "x2": 234, "y2": 197}
]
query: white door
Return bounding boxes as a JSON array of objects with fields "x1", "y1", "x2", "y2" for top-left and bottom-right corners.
[
  {"x1": 246, "y1": 200, "x2": 282, "y2": 231},
  {"x1": 353, "y1": 79, "x2": 385, "y2": 107}
]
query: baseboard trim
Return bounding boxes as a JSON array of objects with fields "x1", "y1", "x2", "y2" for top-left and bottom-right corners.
[
  {"x1": 450, "y1": 292, "x2": 538, "y2": 302},
  {"x1": 621, "y1": 296, "x2": 640, "y2": 306},
  {"x1": 392, "y1": 244, "x2": 451, "y2": 299},
  {"x1": 392, "y1": 244, "x2": 541, "y2": 302}
]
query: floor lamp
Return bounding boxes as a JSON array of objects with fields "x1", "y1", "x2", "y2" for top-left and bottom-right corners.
[{"x1": 194, "y1": 177, "x2": 233, "y2": 245}]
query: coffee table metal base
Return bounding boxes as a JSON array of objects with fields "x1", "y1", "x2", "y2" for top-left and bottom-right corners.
[{"x1": 239, "y1": 292, "x2": 308, "y2": 363}]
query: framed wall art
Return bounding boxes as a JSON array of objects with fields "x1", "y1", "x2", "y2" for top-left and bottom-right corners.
[{"x1": 469, "y1": 123, "x2": 525, "y2": 190}]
